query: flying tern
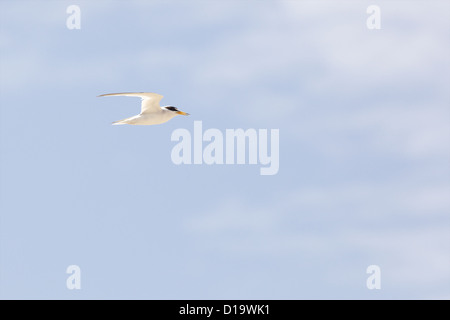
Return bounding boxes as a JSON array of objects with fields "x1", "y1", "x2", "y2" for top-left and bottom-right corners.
[{"x1": 98, "y1": 92, "x2": 189, "y2": 125}]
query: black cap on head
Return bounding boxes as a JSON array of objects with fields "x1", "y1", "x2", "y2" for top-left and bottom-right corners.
[{"x1": 165, "y1": 106, "x2": 179, "y2": 112}]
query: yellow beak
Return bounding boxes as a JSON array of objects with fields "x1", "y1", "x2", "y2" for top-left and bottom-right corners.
[{"x1": 176, "y1": 111, "x2": 190, "y2": 116}]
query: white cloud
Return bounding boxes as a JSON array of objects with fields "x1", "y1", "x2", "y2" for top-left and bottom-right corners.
[
  {"x1": 184, "y1": 182, "x2": 450, "y2": 294},
  {"x1": 287, "y1": 102, "x2": 450, "y2": 160}
]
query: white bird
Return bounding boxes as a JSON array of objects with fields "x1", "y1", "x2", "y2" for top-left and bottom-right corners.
[{"x1": 98, "y1": 92, "x2": 189, "y2": 125}]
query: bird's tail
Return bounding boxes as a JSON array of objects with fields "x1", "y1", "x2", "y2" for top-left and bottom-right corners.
[
  {"x1": 112, "y1": 119, "x2": 127, "y2": 125},
  {"x1": 112, "y1": 116, "x2": 135, "y2": 125}
]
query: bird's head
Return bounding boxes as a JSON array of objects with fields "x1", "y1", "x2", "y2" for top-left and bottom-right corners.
[{"x1": 165, "y1": 106, "x2": 190, "y2": 116}]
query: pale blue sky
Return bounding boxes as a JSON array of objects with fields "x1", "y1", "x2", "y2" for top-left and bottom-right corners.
[{"x1": 1, "y1": 0, "x2": 449, "y2": 299}]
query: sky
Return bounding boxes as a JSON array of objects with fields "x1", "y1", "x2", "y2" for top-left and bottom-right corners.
[{"x1": 0, "y1": 0, "x2": 449, "y2": 299}]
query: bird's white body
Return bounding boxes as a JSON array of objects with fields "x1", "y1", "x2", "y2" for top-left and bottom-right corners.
[
  {"x1": 114, "y1": 109, "x2": 178, "y2": 125},
  {"x1": 98, "y1": 92, "x2": 189, "y2": 125}
]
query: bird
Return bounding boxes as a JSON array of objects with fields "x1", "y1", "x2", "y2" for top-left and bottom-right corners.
[{"x1": 98, "y1": 92, "x2": 189, "y2": 125}]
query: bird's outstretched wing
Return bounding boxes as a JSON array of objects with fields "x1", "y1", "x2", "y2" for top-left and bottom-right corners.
[{"x1": 98, "y1": 92, "x2": 164, "y2": 114}]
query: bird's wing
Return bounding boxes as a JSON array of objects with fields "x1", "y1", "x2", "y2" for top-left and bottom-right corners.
[{"x1": 98, "y1": 92, "x2": 163, "y2": 114}]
